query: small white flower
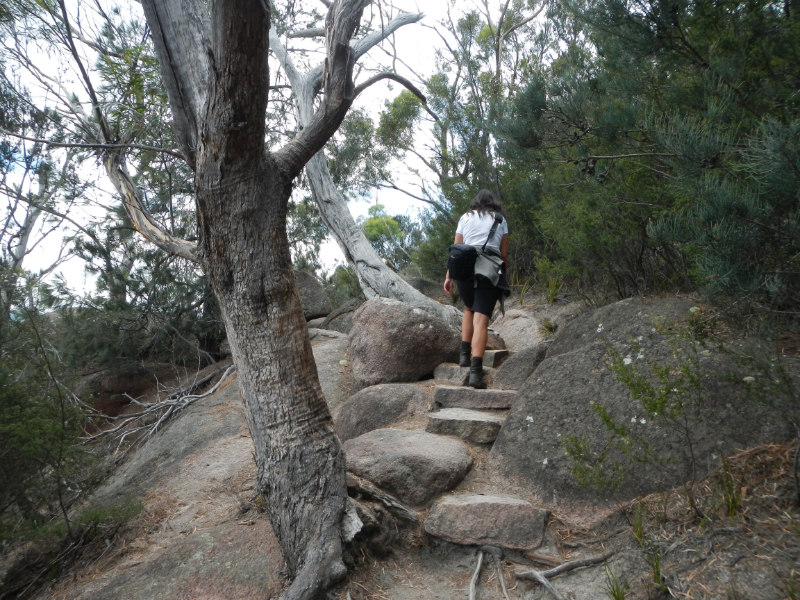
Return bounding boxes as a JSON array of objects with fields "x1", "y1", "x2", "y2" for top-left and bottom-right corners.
[
  {"x1": 623, "y1": 355, "x2": 633, "y2": 365},
  {"x1": 542, "y1": 458, "x2": 549, "y2": 466},
  {"x1": 640, "y1": 418, "x2": 647, "y2": 425},
  {"x1": 637, "y1": 352, "x2": 645, "y2": 360},
  {"x1": 689, "y1": 306, "x2": 700, "y2": 314},
  {"x1": 526, "y1": 415, "x2": 534, "y2": 423},
  {"x1": 631, "y1": 416, "x2": 637, "y2": 423},
  {"x1": 596, "y1": 323, "x2": 604, "y2": 333},
  {"x1": 743, "y1": 376, "x2": 756, "y2": 384}
]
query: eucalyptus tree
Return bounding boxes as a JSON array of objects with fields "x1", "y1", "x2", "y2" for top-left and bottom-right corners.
[
  {"x1": 268, "y1": 11, "x2": 461, "y2": 324},
  {"x1": 1, "y1": 1, "x2": 432, "y2": 597}
]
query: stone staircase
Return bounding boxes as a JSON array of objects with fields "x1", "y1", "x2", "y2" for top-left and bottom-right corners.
[
  {"x1": 429, "y1": 350, "x2": 551, "y2": 548},
  {"x1": 427, "y1": 349, "x2": 515, "y2": 445},
  {"x1": 344, "y1": 348, "x2": 549, "y2": 552},
  {"x1": 419, "y1": 349, "x2": 550, "y2": 550}
]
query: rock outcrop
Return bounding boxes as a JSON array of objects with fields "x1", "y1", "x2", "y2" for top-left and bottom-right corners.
[
  {"x1": 296, "y1": 270, "x2": 332, "y2": 320},
  {"x1": 488, "y1": 297, "x2": 798, "y2": 504},
  {"x1": 333, "y1": 383, "x2": 429, "y2": 441}
]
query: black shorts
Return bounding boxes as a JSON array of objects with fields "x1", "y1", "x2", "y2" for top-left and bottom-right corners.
[{"x1": 456, "y1": 277, "x2": 501, "y2": 317}]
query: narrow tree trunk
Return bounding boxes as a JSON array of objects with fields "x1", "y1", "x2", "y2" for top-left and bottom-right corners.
[
  {"x1": 305, "y1": 152, "x2": 461, "y2": 327},
  {"x1": 196, "y1": 157, "x2": 347, "y2": 599}
]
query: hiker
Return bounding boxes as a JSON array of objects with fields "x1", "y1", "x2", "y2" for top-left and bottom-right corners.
[{"x1": 443, "y1": 189, "x2": 509, "y2": 389}]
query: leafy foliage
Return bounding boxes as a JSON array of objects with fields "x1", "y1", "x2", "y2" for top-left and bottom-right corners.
[
  {"x1": 0, "y1": 271, "x2": 101, "y2": 546},
  {"x1": 359, "y1": 204, "x2": 423, "y2": 272}
]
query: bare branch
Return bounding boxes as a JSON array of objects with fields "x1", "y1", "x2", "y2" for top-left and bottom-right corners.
[
  {"x1": 565, "y1": 153, "x2": 678, "y2": 161},
  {"x1": 350, "y1": 11, "x2": 423, "y2": 62},
  {"x1": 85, "y1": 364, "x2": 236, "y2": 460},
  {"x1": 515, "y1": 552, "x2": 614, "y2": 600},
  {"x1": 56, "y1": 0, "x2": 113, "y2": 143},
  {"x1": 288, "y1": 27, "x2": 326, "y2": 38},
  {"x1": 353, "y1": 72, "x2": 440, "y2": 122},
  {"x1": 275, "y1": 0, "x2": 372, "y2": 176},
  {"x1": 0, "y1": 127, "x2": 185, "y2": 160}
]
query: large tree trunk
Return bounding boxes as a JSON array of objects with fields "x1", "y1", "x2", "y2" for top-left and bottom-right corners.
[
  {"x1": 186, "y1": 2, "x2": 350, "y2": 598},
  {"x1": 135, "y1": 1, "x2": 418, "y2": 597},
  {"x1": 196, "y1": 158, "x2": 347, "y2": 599}
]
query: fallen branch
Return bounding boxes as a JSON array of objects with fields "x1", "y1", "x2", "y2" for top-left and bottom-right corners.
[
  {"x1": 519, "y1": 569, "x2": 566, "y2": 600},
  {"x1": 515, "y1": 552, "x2": 614, "y2": 600},
  {"x1": 83, "y1": 364, "x2": 236, "y2": 461}
]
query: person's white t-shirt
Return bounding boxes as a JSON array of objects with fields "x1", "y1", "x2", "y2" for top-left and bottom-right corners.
[{"x1": 456, "y1": 211, "x2": 508, "y2": 252}]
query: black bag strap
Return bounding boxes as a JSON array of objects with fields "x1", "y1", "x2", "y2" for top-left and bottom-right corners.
[{"x1": 481, "y1": 213, "x2": 503, "y2": 252}]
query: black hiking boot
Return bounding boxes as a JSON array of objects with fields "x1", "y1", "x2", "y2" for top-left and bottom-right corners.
[
  {"x1": 459, "y1": 341, "x2": 472, "y2": 367},
  {"x1": 468, "y1": 357, "x2": 486, "y2": 389}
]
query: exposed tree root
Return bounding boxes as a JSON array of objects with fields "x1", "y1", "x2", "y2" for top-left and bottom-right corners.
[
  {"x1": 515, "y1": 552, "x2": 614, "y2": 600},
  {"x1": 346, "y1": 473, "x2": 419, "y2": 523},
  {"x1": 468, "y1": 550, "x2": 483, "y2": 600},
  {"x1": 278, "y1": 525, "x2": 347, "y2": 600}
]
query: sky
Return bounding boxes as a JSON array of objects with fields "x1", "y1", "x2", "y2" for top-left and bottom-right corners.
[{"x1": 13, "y1": 0, "x2": 455, "y2": 286}]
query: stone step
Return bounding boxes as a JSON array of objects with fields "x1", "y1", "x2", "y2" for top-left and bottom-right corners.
[
  {"x1": 432, "y1": 363, "x2": 470, "y2": 385},
  {"x1": 433, "y1": 385, "x2": 518, "y2": 410},
  {"x1": 483, "y1": 349, "x2": 510, "y2": 368},
  {"x1": 424, "y1": 493, "x2": 549, "y2": 550},
  {"x1": 433, "y1": 364, "x2": 501, "y2": 386},
  {"x1": 426, "y1": 408, "x2": 506, "y2": 444},
  {"x1": 432, "y1": 350, "x2": 510, "y2": 385}
]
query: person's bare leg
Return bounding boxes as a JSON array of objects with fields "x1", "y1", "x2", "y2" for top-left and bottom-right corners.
[
  {"x1": 471, "y1": 312, "x2": 491, "y2": 358},
  {"x1": 461, "y1": 308, "x2": 474, "y2": 342}
]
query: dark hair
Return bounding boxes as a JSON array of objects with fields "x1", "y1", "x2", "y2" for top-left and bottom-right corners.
[{"x1": 468, "y1": 189, "x2": 503, "y2": 216}]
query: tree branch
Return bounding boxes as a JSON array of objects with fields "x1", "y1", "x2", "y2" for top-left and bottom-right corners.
[
  {"x1": 275, "y1": 0, "x2": 372, "y2": 176},
  {"x1": 288, "y1": 27, "x2": 326, "y2": 38},
  {"x1": 563, "y1": 153, "x2": 678, "y2": 162},
  {"x1": 140, "y1": 0, "x2": 211, "y2": 169},
  {"x1": 104, "y1": 151, "x2": 199, "y2": 263},
  {"x1": 353, "y1": 72, "x2": 440, "y2": 122},
  {"x1": 515, "y1": 552, "x2": 614, "y2": 600},
  {"x1": 0, "y1": 127, "x2": 185, "y2": 159}
]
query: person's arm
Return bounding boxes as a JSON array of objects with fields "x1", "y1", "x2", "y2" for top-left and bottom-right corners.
[{"x1": 443, "y1": 233, "x2": 464, "y2": 293}]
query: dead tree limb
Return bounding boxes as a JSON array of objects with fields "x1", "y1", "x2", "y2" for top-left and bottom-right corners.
[
  {"x1": 515, "y1": 552, "x2": 614, "y2": 600},
  {"x1": 84, "y1": 364, "x2": 236, "y2": 461}
]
